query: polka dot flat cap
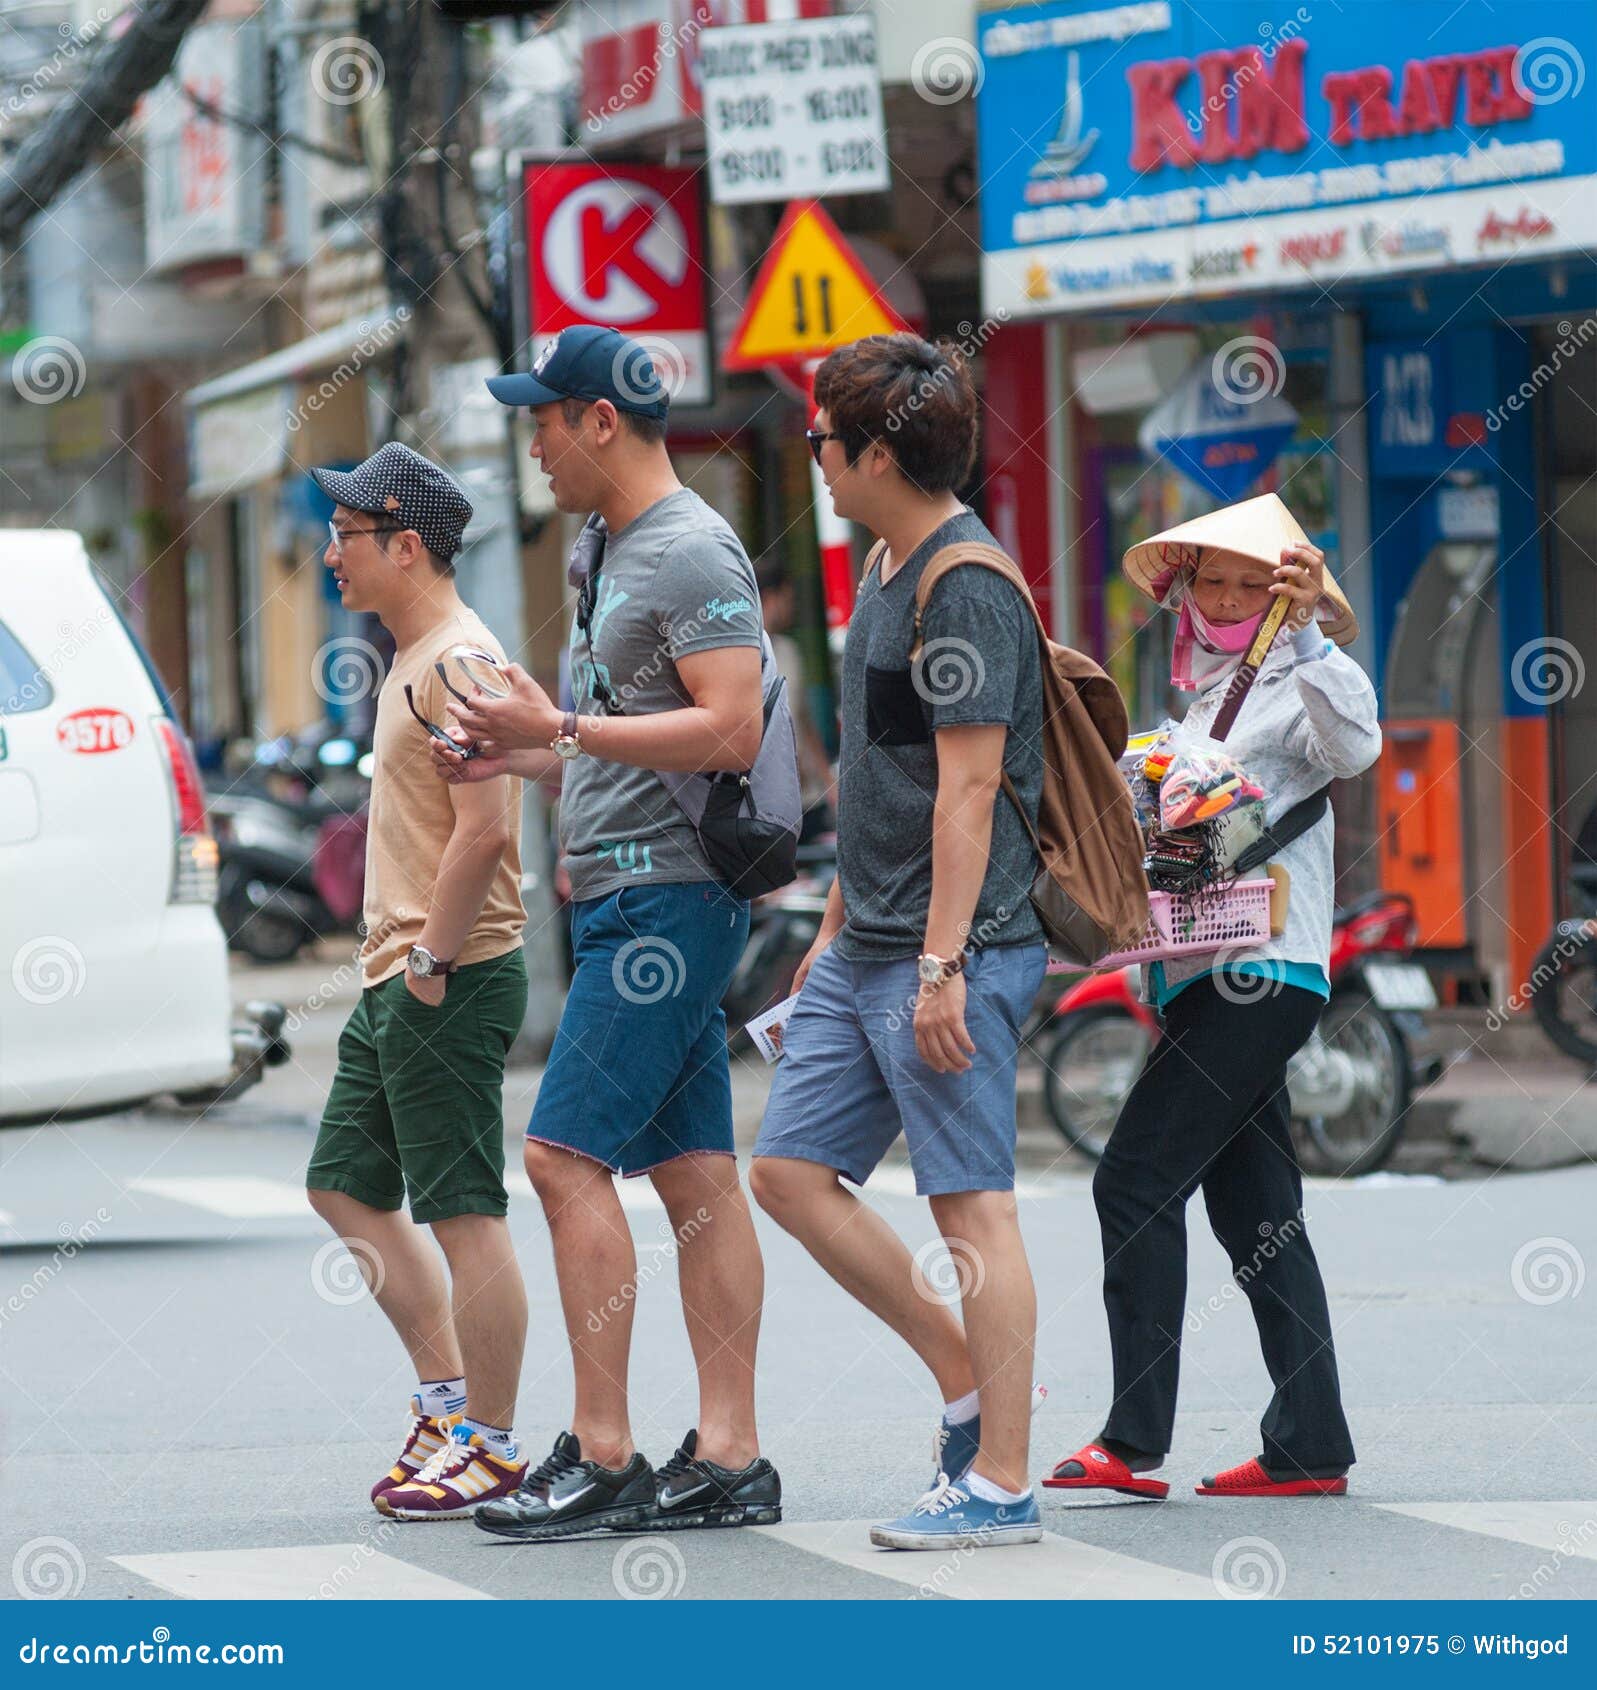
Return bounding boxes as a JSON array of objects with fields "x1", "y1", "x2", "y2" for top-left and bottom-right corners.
[{"x1": 312, "y1": 442, "x2": 473, "y2": 562}]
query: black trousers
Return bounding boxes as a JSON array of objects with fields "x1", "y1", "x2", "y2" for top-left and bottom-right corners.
[{"x1": 1092, "y1": 976, "x2": 1356, "y2": 1474}]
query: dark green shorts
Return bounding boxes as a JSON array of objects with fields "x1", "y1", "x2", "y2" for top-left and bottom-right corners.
[{"x1": 308, "y1": 949, "x2": 528, "y2": 1223}]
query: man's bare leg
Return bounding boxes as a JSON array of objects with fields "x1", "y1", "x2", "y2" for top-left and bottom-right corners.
[
  {"x1": 307, "y1": 1187, "x2": 461, "y2": 1381},
  {"x1": 525, "y1": 1140, "x2": 638, "y2": 1466},
  {"x1": 431, "y1": 1213, "x2": 527, "y2": 1430},
  {"x1": 749, "y1": 1156, "x2": 976, "y2": 1400},
  {"x1": 649, "y1": 1153, "x2": 763, "y2": 1468},
  {"x1": 929, "y1": 1189, "x2": 1035, "y2": 1495}
]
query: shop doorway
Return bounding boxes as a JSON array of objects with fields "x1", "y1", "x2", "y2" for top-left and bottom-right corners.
[
  {"x1": 1540, "y1": 332, "x2": 1597, "y2": 913},
  {"x1": 1380, "y1": 541, "x2": 1501, "y2": 985}
]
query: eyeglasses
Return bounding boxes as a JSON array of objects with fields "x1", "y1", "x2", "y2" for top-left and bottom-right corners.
[
  {"x1": 404, "y1": 684, "x2": 481, "y2": 760},
  {"x1": 804, "y1": 428, "x2": 843, "y2": 467},
  {"x1": 327, "y1": 519, "x2": 403, "y2": 555}
]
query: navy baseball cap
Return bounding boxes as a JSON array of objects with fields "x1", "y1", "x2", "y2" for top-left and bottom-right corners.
[
  {"x1": 485, "y1": 325, "x2": 671, "y2": 421},
  {"x1": 311, "y1": 442, "x2": 473, "y2": 561}
]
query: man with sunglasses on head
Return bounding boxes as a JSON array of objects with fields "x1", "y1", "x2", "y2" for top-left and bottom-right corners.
[
  {"x1": 427, "y1": 325, "x2": 781, "y2": 1542},
  {"x1": 305, "y1": 441, "x2": 532, "y2": 1521}
]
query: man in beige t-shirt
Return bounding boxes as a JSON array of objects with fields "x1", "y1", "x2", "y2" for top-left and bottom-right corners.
[
  {"x1": 359, "y1": 613, "x2": 523, "y2": 987},
  {"x1": 304, "y1": 442, "x2": 531, "y2": 1522}
]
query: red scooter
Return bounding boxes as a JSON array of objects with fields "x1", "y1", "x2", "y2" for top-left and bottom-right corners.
[{"x1": 1037, "y1": 891, "x2": 1443, "y2": 1177}]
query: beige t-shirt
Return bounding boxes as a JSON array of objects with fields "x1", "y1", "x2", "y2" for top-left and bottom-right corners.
[{"x1": 360, "y1": 607, "x2": 525, "y2": 986}]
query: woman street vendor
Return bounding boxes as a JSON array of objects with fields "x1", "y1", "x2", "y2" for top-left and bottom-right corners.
[{"x1": 1048, "y1": 492, "x2": 1381, "y2": 1501}]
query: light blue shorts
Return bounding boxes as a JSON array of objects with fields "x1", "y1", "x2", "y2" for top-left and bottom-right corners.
[{"x1": 753, "y1": 941, "x2": 1048, "y2": 1196}]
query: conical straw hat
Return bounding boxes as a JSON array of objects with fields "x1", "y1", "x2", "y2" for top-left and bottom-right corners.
[{"x1": 1122, "y1": 492, "x2": 1358, "y2": 646}]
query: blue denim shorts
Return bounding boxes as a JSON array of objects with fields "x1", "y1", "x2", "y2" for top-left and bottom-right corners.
[
  {"x1": 753, "y1": 941, "x2": 1047, "y2": 1196},
  {"x1": 528, "y1": 881, "x2": 750, "y2": 1176}
]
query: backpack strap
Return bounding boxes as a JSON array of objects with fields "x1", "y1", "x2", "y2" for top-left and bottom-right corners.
[
  {"x1": 909, "y1": 542, "x2": 1048, "y2": 652},
  {"x1": 906, "y1": 541, "x2": 1053, "y2": 859},
  {"x1": 860, "y1": 538, "x2": 889, "y2": 588}
]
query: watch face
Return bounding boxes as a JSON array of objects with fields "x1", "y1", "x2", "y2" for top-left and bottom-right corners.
[
  {"x1": 409, "y1": 947, "x2": 433, "y2": 976},
  {"x1": 918, "y1": 956, "x2": 942, "y2": 985}
]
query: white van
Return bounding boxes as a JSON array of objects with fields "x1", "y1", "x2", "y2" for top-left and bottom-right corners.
[{"x1": 0, "y1": 531, "x2": 258, "y2": 1120}]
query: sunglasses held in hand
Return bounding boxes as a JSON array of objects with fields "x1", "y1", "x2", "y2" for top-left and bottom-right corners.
[{"x1": 405, "y1": 645, "x2": 510, "y2": 761}]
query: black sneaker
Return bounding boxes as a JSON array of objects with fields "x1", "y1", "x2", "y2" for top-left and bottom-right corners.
[
  {"x1": 515, "y1": 1429, "x2": 585, "y2": 1499},
  {"x1": 641, "y1": 1429, "x2": 782, "y2": 1531},
  {"x1": 474, "y1": 1432, "x2": 655, "y2": 1541}
]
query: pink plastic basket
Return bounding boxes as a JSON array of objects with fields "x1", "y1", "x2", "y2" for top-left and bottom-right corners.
[{"x1": 1077, "y1": 877, "x2": 1276, "y2": 970}]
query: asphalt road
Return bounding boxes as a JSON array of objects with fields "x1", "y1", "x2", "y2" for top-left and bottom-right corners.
[{"x1": 2, "y1": 948, "x2": 1595, "y2": 1603}]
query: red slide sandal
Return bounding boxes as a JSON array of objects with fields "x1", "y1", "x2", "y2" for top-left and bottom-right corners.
[
  {"x1": 1041, "y1": 1443, "x2": 1170, "y2": 1500},
  {"x1": 1196, "y1": 1458, "x2": 1348, "y2": 1498}
]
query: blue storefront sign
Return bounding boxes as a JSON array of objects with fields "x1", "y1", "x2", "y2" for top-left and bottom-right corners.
[{"x1": 975, "y1": 1, "x2": 1597, "y2": 317}]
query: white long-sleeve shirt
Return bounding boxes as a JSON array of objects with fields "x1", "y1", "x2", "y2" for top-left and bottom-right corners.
[{"x1": 1141, "y1": 637, "x2": 1383, "y2": 1000}]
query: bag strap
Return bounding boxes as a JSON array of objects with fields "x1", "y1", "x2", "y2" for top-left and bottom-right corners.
[
  {"x1": 860, "y1": 538, "x2": 888, "y2": 586},
  {"x1": 573, "y1": 530, "x2": 628, "y2": 718},
  {"x1": 906, "y1": 542, "x2": 1054, "y2": 856},
  {"x1": 1230, "y1": 785, "x2": 1332, "y2": 876},
  {"x1": 910, "y1": 542, "x2": 1049, "y2": 650}
]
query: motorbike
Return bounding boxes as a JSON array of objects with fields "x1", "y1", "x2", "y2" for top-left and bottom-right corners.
[
  {"x1": 1525, "y1": 804, "x2": 1597, "y2": 1066},
  {"x1": 1037, "y1": 890, "x2": 1444, "y2": 1177},
  {"x1": 208, "y1": 728, "x2": 370, "y2": 964}
]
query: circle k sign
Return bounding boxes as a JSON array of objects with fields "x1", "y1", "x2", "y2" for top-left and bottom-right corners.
[{"x1": 523, "y1": 162, "x2": 711, "y2": 406}]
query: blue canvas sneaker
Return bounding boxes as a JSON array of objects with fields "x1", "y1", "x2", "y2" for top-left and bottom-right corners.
[
  {"x1": 930, "y1": 1382, "x2": 1049, "y2": 1488},
  {"x1": 871, "y1": 1476, "x2": 1044, "y2": 1550}
]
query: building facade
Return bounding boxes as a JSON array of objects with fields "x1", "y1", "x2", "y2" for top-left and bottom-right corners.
[{"x1": 973, "y1": 0, "x2": 1597, "y2": 1001}]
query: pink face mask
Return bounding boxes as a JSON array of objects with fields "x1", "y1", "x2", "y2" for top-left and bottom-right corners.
[
  {"x1": 1170, "y1": 597, "x2": 1266, "y2": 691},
  {"x1": 1188, "y1": 599, "x2": 1265, "y2": 652}
]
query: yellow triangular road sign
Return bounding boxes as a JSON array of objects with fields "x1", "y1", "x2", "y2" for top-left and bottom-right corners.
[{"x1": 724, "y1": 200, "x2": 909, "y2": 371}]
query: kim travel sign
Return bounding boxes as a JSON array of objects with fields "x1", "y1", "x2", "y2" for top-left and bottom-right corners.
[{"x1": 975, "y1": 0, "x2": 1597, "y2": 315}]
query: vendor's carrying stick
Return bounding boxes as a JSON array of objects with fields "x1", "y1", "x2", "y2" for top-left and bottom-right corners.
[{"x1": 1207, "y1": 591, "x2": 1294, "y2": 741}]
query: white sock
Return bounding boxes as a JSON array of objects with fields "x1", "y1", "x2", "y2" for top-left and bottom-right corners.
[
  {"x1": 943, "y1": 1387, "x2": 981, "y2": 1425},
  {"x1": 418, "y1": 1377, "x2": 466, "y2": 1416},
  {"x1": 944, "y1": 1381, "x2": 1047, "y2": 1425},
  {"x1": 964, "y1": 1471, "x2": 1031, "y2": 1506},
  {"x1": 463, "y1": 1418, "x2": 516, "y2": 1460}
]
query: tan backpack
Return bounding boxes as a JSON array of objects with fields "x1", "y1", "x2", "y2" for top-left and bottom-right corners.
[{"x1": 867, "y1": 538, "x2": 1150, "y2": 967}]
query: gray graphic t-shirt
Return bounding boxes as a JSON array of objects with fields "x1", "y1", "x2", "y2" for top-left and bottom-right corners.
[
  {"x1": 562, "y1": 487, "x2": 764, "y2": 901},
  {"x1": 834, "y1": 509, "x2": 1044, "y2": 962}
]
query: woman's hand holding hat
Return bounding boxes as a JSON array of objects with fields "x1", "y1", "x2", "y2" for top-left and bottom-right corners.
[{"x1": 1271, "y1": 542, "x2": 1327, "y2": 631}]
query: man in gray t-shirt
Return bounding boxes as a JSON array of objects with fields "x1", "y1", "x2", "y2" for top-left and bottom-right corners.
[
  {"x1": 449, "y1": 326, "x2": 782, "y2": 1541},
  {"x1": 750, "y1": 333, "x2": 1049, "y2": 1555},
  {"x1": 561, "y1": 487, "x2": 764, "y2": 897}
]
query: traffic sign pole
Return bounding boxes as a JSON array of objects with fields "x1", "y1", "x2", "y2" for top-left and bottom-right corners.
[{"x1": 810, "y1": 439, "x2": 856, "y2": 647}]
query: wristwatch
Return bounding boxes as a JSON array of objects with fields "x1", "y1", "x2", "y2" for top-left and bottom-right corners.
[
  {"x1": 551, "y1": 710, "x2": 583, "y2": 761},
  {"x1": 917, "y1": 951, "x2": 966, "y2": 990},
  {"x1": 407, "y1": 944, "x2": 456, "y2": 979}
]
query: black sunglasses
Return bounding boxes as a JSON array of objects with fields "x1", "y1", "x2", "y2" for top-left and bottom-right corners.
[
  {"x1": 404, "y1": 684, "x2": 481, "y2": 759},
  {"x1": 804, "y1": 428, "x2": 842, "y2": 466}
]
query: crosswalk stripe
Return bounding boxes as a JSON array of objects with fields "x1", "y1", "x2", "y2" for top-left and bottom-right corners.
[
  {"x1": 1375, "y1": 1501, "x2": 1597, "y2": 1561},
  {"x1": 110, "y1": 1545, "x2": 492, "y2": 1601},
  {"x1": 753, "y1": 1521, "x2": 1218, "y2": 1599},
  {"x1": 127, "y1": 1176, "x2": 312, "y2": 1220}
]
